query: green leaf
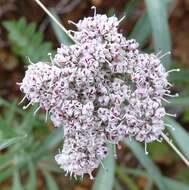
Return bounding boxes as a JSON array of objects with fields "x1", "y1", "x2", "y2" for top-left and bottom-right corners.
[
  {"x1": 107, "y1": 8, "x2": 116, "y2": 17},
  {"x1": 166, "y1": 97, "x2": 189, "y2": 107},
  {"x1": 119, "y1": 166, "x2": 189, "y2": 190},
  {"x1": 12, "y1": 171, "x2": 23, "y2": 190},
  {"x1": 92, "y1": 144, "x2": 115, "y2": 190},
  {"x1": 144, "y1": 0, "x2": 171, "y2": 68},
  {"x1": 165, "y1": 117, "x2": 189, "y2": 160},
  {"x1": 114, "y1": 180, "x2": 123, "y2": 190},
  {"x1": 50, "y1": 8, "x2": 74, "y2": 45},
  {"x1": 129, "y1": 13, "x2": 150, "y2": 47},
  {"x1": 164, "y1": 177, "x2": 189, "y2": 190},
  {"x1": 124, "y1": 0, "x2": 138, "y2": 18},
  {"x1": 116, "y1": 167, "x2": 140, "y2": 190},
  {"x1": 32, "y1": 127, "x2": 64, "y2": 161},
  {"x1": 3, "y1": 17, "x2": 53, "y2": 63},
  {"x1": 43, "y1": 170, "x2": 59, "y2": 190},
  {"x1": 0, "y1": 135, "x2": 27, "y2": 150},
  {"x1": 4, "y1": 100, "x2": 17, "y2": 127},
  {"x1": 124, "y1": 140, "x2": 168, "y2": 190},
  {"x1": 148, "y1": 141, "x2": 172, "y2": 161},
  {"x1": 25, "y1": 160, "x2": 36, "y2": 190},
  {"x1": 17, "y1": 17, "x2": 26, "y2": 31},
  {"x1": 169, "y1": 70, "x2": 189, "y2": 83}
]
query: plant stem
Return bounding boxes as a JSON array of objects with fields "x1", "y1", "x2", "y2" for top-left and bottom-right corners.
[
  {"x1": 34, "y1": 0, "x2": 76, "y2": 43},
  {"x1": 161, "y1": 132, "x2": 189, "y2": 167}
]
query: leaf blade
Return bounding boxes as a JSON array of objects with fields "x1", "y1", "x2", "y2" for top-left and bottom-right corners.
[
  {"x1": 0, "y1": 135, "x2": 27, "y2": 150},
  {"x1": 92, "y1": 144, "x2": 115, "y2": 190},
  {"x1": 124, "y1": 140, "x2": 168, "y2": 190},
  {"x1": 144, "y1": 0, "x2": 171, "y2": 68},
  {"x1": 50, "y1": 8, "x2": 74, "y2": 45}
]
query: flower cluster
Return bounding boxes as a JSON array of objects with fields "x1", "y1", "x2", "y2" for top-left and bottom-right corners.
[{"x1": 19, "y1": 11, "x2": 175, "y2": 178}]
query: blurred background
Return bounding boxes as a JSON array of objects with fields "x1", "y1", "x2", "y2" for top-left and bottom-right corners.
[{"x1": 0, "y1": 0, "x2": 189, "y2": 189}]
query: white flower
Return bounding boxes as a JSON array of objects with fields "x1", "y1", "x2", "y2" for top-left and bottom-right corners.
[{"x1": 19, "y1": 11, "x2": 174, "y2": 178}]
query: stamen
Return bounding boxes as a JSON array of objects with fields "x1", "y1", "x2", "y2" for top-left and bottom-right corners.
[
  {"x1": 26, "y1": 56, "x2": 34, "y2": 65},
  {"x1": 167, "y1": 82, "x2": 173, "y2": 87},
  {"x1": 166, "y1": 112, "x2": 176, "y2": 117},
  {"x1": 68, "y1": 30, "x2": 77, "y2": 34},
  {"x1": 33, "y1": 106, "x2": 41, "y2": 116},
  {"x1": 18, "y1": 95, "x2": 27, "y2": 105},
  {"x1": 104, "y1": 58, "x2": 111, "y2": 66},
  {"x1": 166, "y1": 68, "x2": 180, "y2": 74},
  {"x1": 16, "y1": 82, "x2": 22, "y2": 86},
  {"x1": 164, "y1": 123, "x2": 175, "y2": 131},
  {"x1": 68, "y1": 20, "x2": 78, "y2": 27},
  {"x1": 65, "y1": 170, "x2": 69, "y2": 176},
  {"x1": 74, "y1": 174, "x2": 77, "y2": 180},
  {"x1": 23, "y1": 101, "x2": 32, "y2": 109},
  {"x1": 91, "y1": 6, "x2": 97, "y2": 16},
  {"x1": 164, "y1": 93, "x2": 179, "y2": 97},
  {"x1": 144, "y1": 142, "x2": 148, "y2": 155},
  {"x1": 89, "y1": 172, "x2": 94, "y2": 180},
  {"x1": 161, "y1": 97, "x2": 170, "y2": 103},
  {"x1": 118, "y1": 16, "x2": 126, "y2": 24},
  {"x1": 48, "y1": 53, "x2": 54, "y2": 65},
  {"x1": 45, "y1": 110, "x2": 48, "y2": 122},
  {"x1": 156, "y1": 50, "x2": 162, "y2": 57},
  {"x1": 158, "y1": 51, "x2": 171, "y2": 59},
  {"x1": 156, "y1": 137, "x2": 163, "y2": 143}
]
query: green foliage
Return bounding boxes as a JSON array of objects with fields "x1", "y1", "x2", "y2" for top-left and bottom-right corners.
[
  {"x1": 0, "y1": 135, "x2": 27, "y2": 150},
  {"x1": 12, "y1": 171, "x2": 23, "y2": 190},
  {"x1": 1, "y1": 1, "x2": 189, "y2": 190},
  {"x1": 124, "y1": 140, "x2": 168, "y2": 190},
  {"x1": 92, "y1": 144, "x2": 115, "y2": 190},
  {"x1": 129, "y1": 13, "x2": 150, "y2": 47},
  {"x1": 144, "y1": 0, "x2": 171, "y2": 68},
  {"x1": 165, "y1": 117, "x2": 189, "y2": 161},
  {"x1": 3, "y1": 17, "x2": 54, "y2": 63},
  {"x1": 50, "y1": 8, "x2": 74, "y2": 46},
  {"x1": 0, "y1": 98, "x2": 63, "y2": 189},
  {"x1": 43, "y1": 170, "x2": 60, "y2": 190}
]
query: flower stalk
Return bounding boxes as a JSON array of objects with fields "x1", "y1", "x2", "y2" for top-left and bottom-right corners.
[
  {"x1": 161, "y1": 133, "x2": 189, "y2": 167},
  {"x1": 34, "y1": 0, "x2": 76, "y2": 43}
]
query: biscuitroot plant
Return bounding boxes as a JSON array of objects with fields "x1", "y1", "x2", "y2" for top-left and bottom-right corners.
[{"x1": 18, "y1": 0, "x2": 189, "y2": 179}]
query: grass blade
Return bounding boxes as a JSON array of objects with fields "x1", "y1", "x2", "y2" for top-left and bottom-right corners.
[
  {"x1": 164, "y1": 177, "x2": 189, "y2": 190},
  {"x1": 129, "y1": 13, "x2": 150, "y2": 47},
  {"x1": 50, "y1": 8, "x2": 74, "y2": 45},
  {"x1": 165, "y1": 117, "x2": 189, "y2": 161},
  {"x1": 119, "y1": 166, "x2": 189, "y2": 190},
  {"x1": 0, "y1": 135, "x2": 27, "y2": 150},
  {"x1": 11, "y1": 171, "x2": 23, "y2": 190},
  {"x1": 92, "y1": 144, "x2": 115, "y2": 190},
  {"x1": 116, "y1": 167, "x2": 140, "y2": 190},
  {"x1": 124, "y1": 140, "x2": 168, "y2": 190},
  {"x1": 169, "y1": 70, "x2": 189, "y2": 83},
  {"x1": 32, "y1": 127, "x2": 64, "y2": 161},
  {"x1": 166, "y1": 97, "x2": 189, "y2": 107},
  {"x1": 124, "y1": 0, "x2": 138, "y2": 18},
  {"x1": 25, "y1": 160, "x2": 36, "y2": 190},
  {"x1": 144, "y1": 0, "x2": 171, "y2": 68},
  {"x1": 43, "y1": 170, "x2": 59, "y2": 190}
]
